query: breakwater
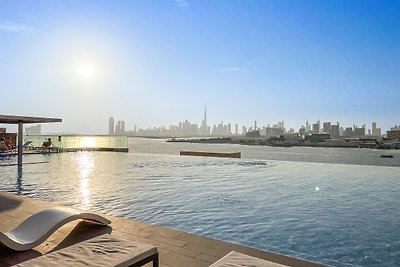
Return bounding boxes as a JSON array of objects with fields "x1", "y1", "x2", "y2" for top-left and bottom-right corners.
[{"x1": 180, "y1": 150, "x2": 241, "y2": 158}]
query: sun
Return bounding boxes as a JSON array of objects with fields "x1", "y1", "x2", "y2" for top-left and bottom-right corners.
[{"x1": 78, "y1": 64, "x2": 95, "y2": 79}]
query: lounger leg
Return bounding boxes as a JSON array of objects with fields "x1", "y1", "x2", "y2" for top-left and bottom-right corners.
[
  {"x1": 153, "y1": 253, "x2": 159, "y2": 267},
  {"x1": 129, "y1": 253, "x2": 159, "y2": 267}
]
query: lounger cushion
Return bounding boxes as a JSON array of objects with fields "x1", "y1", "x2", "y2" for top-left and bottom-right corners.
[
  {"x1": 16, "y1": 234, "x2": 157, "y2": 267},
  {"x1": 210, "y1": 251, "x2": 288, "y2": 267}
]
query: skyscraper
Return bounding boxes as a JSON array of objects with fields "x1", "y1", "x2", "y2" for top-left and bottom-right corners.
[
  {"x1": 312, "y1": 121, "x2": 320, "y2": 134},
  {"x1": 115, "y1": 120, "x2": 126, "y2": 134},
  {"x1": 331, "y1": 124, "x2": 340, "y2": 137},
  {"x1": 201, "y1": 105, "x2": 209, "y2": 135},
  {"x1": 109, "y1": 117, "x2": 114, "y2": 135},
  {"x1": 323, "y1": 121, "x2": 332, "y2": 134},
  {"x1": 371, "y1": 122, "x2": 381, "y2": 136}
]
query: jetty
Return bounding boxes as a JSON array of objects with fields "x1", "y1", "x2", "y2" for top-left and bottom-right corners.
[{"x1": 180, "y1": 150, "x2": 241, "y2": 158}]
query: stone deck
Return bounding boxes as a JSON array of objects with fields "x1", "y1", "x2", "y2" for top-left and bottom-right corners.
[{"x1": 0, "y1": 192, "x2": 324, "y2": 267}]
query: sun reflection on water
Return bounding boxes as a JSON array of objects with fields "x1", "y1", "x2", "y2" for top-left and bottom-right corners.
[{"x1": 76, "y1": 153, "x2": 94, "y2": 210}]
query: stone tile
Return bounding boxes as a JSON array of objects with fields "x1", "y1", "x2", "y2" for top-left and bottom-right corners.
[
  {"x1": 152, "y1": 235, "x2": 189, "y2": 248},
  {"x1": 159, "y1": 249, "x2": 210, "y2": 267},
  {"x1": 1, "y1": 209, "x2": 32, "y2": 221},
  {"x1": 111, "y1": 217, "x2": 150, "y2": 233},
  {"x1": 174, "y1": 232, "x2": 223, "y2": 248},
  {"x1": 157, "y1": 242, "x2": 202, "y2": 258},
  {"x1": 195, "y1": 252, "x2": 220, "y2": 264},
  {"x1": 0, "y1": 216, "x2": 21, "y2": 232},
  {"x1": 140, "y1": 224, "x2": 183, "y2": 239},
  {"x1": 111, "y1": 231, "x2": 161, "y2": 246},
  {"x1": 183, "y1": 242, "x2": 231, "y2": 259}
]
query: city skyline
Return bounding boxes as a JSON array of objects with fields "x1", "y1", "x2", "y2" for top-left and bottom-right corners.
[
  {"x1": 1, "y1": 1, "x2": 400, "y2": 134},
  {"x1": 1, "y1": 108, "x2": 397, "y2": 136},
  {"x1": 108, "y1": 109, "x2": 394, "y2": 138}
]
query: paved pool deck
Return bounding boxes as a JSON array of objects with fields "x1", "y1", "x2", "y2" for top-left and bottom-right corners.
[{"x1": 0, "y1": 192, "x2": 324, "y2": 267}]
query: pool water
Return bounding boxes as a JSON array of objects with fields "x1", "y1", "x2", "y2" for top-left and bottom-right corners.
[{"x1": 1, "y1": 138, "x2": 400, "y2": 266}]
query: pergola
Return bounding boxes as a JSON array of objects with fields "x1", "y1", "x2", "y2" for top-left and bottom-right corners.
[{"x1": 0, "y1": 115, "x2": 62, "y2": 165}]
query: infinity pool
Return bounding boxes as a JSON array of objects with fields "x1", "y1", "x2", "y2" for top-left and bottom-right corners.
[{"x1": 1, "y1": 140, "x2": 399, "y2": 266}]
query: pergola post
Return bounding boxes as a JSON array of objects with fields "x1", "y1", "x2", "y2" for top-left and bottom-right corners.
[{"x1": 18, "y1": 122, "x2": 23, "y2": 166}]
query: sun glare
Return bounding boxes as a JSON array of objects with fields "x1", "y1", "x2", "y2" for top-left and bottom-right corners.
[
  {"x1": 80, "y1": 137, "x2": 96, "y2": 148},
  {"x1": 78, "y1": 64, "x2": 95, "y2": 79}
]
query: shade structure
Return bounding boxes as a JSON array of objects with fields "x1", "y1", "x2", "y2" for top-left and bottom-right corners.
[
  {"x1": 0, "y1": 115, "x2": 62, "y2": 124},
  {"x1": 0, "y1": 115, "x2": 62, "y2": 165}
]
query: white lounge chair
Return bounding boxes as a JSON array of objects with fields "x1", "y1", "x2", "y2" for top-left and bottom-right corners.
[
  {"x1": 15, "y1": 234, "x2": 159, "y2": 267},
  {"x1": 210, "y1": 251, "x2": 288, "y2": 267},
  {"x1": 0, "y1": 207, "x2": 110, "y2": 251}
]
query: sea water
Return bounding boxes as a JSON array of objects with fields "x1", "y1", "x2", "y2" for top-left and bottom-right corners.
[{"x1": 1, "y1": 137, "x2": 399, "y2": 266}]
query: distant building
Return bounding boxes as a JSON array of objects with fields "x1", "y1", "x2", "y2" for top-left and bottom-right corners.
[
  {"x1": 312, "y1": 121, "x2": 320, "y2": 134},
  {"x1": 339, "y1": 127, "x2": 344, "y2": 136},
  {"x1": 387, "y1": 125, "x2": 400, "y2": 140},
  {"x1": 323, "y1": 121, "x2": 332, "y2": 134},
  {"x1": 331, "y1": 124, "x2": 340, "y2": 138},
  {"x1": 343, "y1": 127, "x2": 354, "y2": 137},
  {"x1": 299, "y1": 126, "x2": 306, "y2": 135},
  {"x1": 200, "y1": 106, "x2": 209, "y2": 136},
  {"x1": 115, "y1": 120, "x2": 126, "y2": 135},
  {"x1": 211, "y1": 121, "x2": 231, "y2": 136},
  {"x1": 305, "y1": 120, "x2": 310, "y2": 132},
  {"x1": 354, "y1": 124, "x2": 365, "y2": 137},
  {"x1": 109, "y1": 117, "x2": 115, "y2": 135},
  {"x1": 25, "y1": 125, "x2": 41, "y2": 135},
  {"x1": 245, "y1": 130, "x2": 260, "y2": 138},
  {"x1": 264, "y1": 126, "x2": 284, "y2": 138},
  {"x1": 371, "y1": 122, "x2": 381, "y2": 137}
]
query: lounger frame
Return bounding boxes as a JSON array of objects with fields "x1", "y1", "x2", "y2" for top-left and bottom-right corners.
[{"x1": 129, "y1": 252, "x2": 159, "y2": 267}]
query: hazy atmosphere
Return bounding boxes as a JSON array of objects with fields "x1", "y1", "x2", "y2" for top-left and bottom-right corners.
[{"x1": 1, "y1": 0, "x2": 399, "y2": 133}]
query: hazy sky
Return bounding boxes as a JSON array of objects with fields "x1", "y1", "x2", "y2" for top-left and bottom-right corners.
[{"x1": 1, "y1": 0, "x2": 399, "y2": 133}]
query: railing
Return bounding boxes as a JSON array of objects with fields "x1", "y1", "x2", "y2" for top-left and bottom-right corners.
[{"x1": 23, "y1": 135, "x2": 128, "y2": 151}]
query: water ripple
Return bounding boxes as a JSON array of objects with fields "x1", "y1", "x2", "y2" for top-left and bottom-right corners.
[{"x1": 1, "y1": 146, "x2": 399, "y2": 266}]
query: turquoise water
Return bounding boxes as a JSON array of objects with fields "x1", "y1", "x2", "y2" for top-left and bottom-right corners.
[{"x1": 1, "y1": 138, "x2": 400, "y2": 266}]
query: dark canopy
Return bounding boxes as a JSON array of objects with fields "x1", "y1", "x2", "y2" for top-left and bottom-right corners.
[{"x1": 0, "y1": 115, "x2": 62, "y2": 124}]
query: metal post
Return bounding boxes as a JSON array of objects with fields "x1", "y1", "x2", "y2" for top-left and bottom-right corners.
[{"x1": 18, "y1": 122, "x2": 23, "y2": 166}]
